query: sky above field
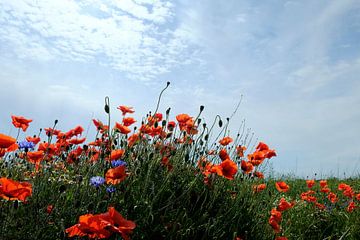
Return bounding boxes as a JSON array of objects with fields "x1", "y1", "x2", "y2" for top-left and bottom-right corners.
[{"x1": 1, "y1": 0, "x2": 360, "y2": 177}]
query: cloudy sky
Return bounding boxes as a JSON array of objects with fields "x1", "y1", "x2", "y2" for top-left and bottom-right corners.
[{"x1": 1, "y1": 0, "x2": 360, "y2": 177}]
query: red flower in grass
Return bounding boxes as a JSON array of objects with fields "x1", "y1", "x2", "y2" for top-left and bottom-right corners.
[
  {"x1": 0, "y1": 133, "x2": 16, "y2": 148},
  {"x1": 65, "y1": 207, "x2": 136, "y2": 240},
  {"x1": 236, "y1": 145, "x2": 246, "y2": 157},
  {"x1": 0, "y1": 178, "x2": 32, "y2": 202},
  {"x1": 122, "y1": 117, "x2": 136, "y2": 127},
  {"x1": 110, "y1": 149, "x2": 125, "y2": 161},
  {"x1": 68, "y1": 137, "x2": 86, "y2": 145},
  {"x1": 115, "y1": 123, "x2": 131, "y2": 135},
  {"x1": 275, "y1": 181, "x2": 289, "y2": 193},
  {"x1": 300, "y1": 190, "x2": 317, "y2": 202},
  {"x1": 253, "y1": 183, "x2": 266, "y2": 193},
  {"x1": 254, "y1": 171, "x2": 264, "y2": 179},
  {"x1": 277, "y1": 198, "x2": 294, "y2": 211},
  {"x1": 275, "y1": 237, "x2": 288, "y2": 240},
  {"x1": 11, "y1": 115, "x2": 32, "y2": 132},
  {"x1": 268, "y1": 208, "x2": 282, "y2": 233},
  {"x1": 219, "y1": 136, "x2": 233, "y2": 146},
  {"x1": 327, "y1": 192, "x2": 338, "y2": 203},
  {"x1": 117, "y1": 106, "x2": 135, "y2": 116},
  {"x1": 347, "y1": 201, "x2": 356, "y2": 212},
  {"x1": 306, "y1": 179, "x2": 315, "y2": 188},
  {"x1": 219, "y1": 149, "x2": 230, "y2": 161},
  {"x1": 26, "y1": 136, "x2": 41, "y2": 145},
  {"x1": 105, "y1": 165, "x2": 127, "y2": 185},
  {"x1": 0, "y1": 133, "x2": 17, "y2": 151},
  {"x1": 240, "y1": 160, "x2": 253, "y2": 174},
  {"x1": 219, "y1": 159, "x2": 238, "y2": 180}
]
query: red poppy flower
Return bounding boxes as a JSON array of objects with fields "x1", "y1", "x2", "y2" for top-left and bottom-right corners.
[
  {"x1": 27, "y1": 151, "x2": 44, "y2": 164},
  {"x1": 277, "y1": 198, "x2": 294, "y2": 211},
  {"x1": 254, "y1": 171, "x2": 264, "y2": 179},
  {"x1": 300, "y1": 190, "x2": 317, "y2": 202},
  {"x1": 65, "y1": 207, "x2": 136, "y2": 239},
  {"x1": 68, "y1": 138, "x2": 86, "y2": 145},
  {"x1": 256, "y1": 142, "x2": 269, "y2": 151},
  {"x1": 240, "y1": 160, "x2": 253, "y2": 174},
  {"x1": 47, "y1": 205, "x2": 54, "y2": 214},
  {"x1": 105, "y1": 165, "x2": 127, "y2": 185},
  {"x1": 26, "y1": 136, "x2": 41, "y2": 145},
  {"x1": 236, "y1": 145, "x2": 246, "y2": 157},
  {"x1": 127, "y1": 133, "x2": 139, "y2": 148},
  {"x1": 347, "y1": 201, "x2": 356, "y2": 212},
  {"x1": 253, "y1": 183, "x2": 266, "y2": 193},
  {"x1": 219, "y1": 136, "x2": 233, "y2": 146},
  {"x1": 319, "y1": 180, "x2": 327, "y2": 188},
  {"x1": 167, "y1": 121, "x2": 176, "y2": 131},
  {"x1": 220, "y1": 159, "x2": 238, "y2": 180},
  {"x1": 117, "y1": 106, "x2": 135, "y2": 116},
  {"x1": 110, "y1": 149, "x2": 125, "y2": 161},
  {"x1": 0, "y1": 177, "x2": 32, "y2": 202},
  {"x1": 306, "y1": 179, "x2": 315, "y2": 188},
  {"x1": 356, "y1": 193, "x2": 360, "y2": 201},
  {"x1": 122, "y1": 117, "x2": 136, "y2": 127},
  {"x1": 219, "y1": 149, "x2": 230, "y2": 161},
  {"x1": 275, "y1": 181, "x2": 289, "y2": 193},
  {"x1": 0, "y1": 133, "x2": 16, "y2": 148},
  {"x1": 11, "y1": 115, "x2": 32, "y2": 132},
  {"x1": 275, "y1": 237, "x2": 288, "y2": 240},
  {"x1": 115, "y1": 122, "x2": 131, "y2": 135},
  {"x1": 327, "y1": 192, "x2": 338, "y2": 203}
]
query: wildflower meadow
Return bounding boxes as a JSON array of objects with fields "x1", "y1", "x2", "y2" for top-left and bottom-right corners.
[{"x1": 1, "y1": 83, "x2": 359, "y2": 240}]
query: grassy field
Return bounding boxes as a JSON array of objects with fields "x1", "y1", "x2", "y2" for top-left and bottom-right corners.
[{"x1": 1, "y1": 91, "x2": 359, "y2": 240}]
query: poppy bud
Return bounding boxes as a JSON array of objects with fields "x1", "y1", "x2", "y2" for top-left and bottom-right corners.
[
  {"x1": 154, "y1": 121, "x2": 158, "y2": 128},
  {"x1": 226, "y1": 117, "x2": 229, "y2": 122},
  {"x1": 104, "y1": 105, "x2": 110, "y2": 114},
  {"x1": 203, "y1": 123, "x2": 206, "y2": 128},
  {"x1": 166, "y1": 107, "x2": 171, "y2": 115},
  {"x1": 200, "y1": 105, "x2": 204, "y2": 112},
  {"x1": 54, "y1": 119, "x2": 58, "y2": 125},
  {"x1": 167, "y1": 81, "x2": 170, "y2": 86},
  {"x1": 162, "y1": 120, "x2": 167, "y2": 127},
  {"x1": 204, "y1": 134, "x2": 209, "y2": 141},
  {"x1": 197, "y1": 118, "x2": 201, "y2": 124},
  {"x1": 218, "y1": 119, "x2": 223, "y2": 128}
]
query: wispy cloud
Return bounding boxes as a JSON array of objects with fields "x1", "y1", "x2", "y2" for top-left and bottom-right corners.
[{"x1": 0, "y1": 0, "x2": 201, "y2": 82}]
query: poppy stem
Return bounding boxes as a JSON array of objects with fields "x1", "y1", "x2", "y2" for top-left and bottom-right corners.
[
  {"x1": 153, "y1": 81, "x2": 170, "y2": 117},
  {"x1": 15, "y1": 128, "x2": 20, "y2": 141}
]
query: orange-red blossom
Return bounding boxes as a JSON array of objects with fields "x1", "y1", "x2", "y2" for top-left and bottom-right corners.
[
  {"x1": 0, "y1": 177, "x2": 32, "y2": 202},
  {"x1": 11, "y1": 115, "x2": 32, "y2": 132},
  {"x1": 65, "y1": 207, "x2": 136, "y2": 239}
]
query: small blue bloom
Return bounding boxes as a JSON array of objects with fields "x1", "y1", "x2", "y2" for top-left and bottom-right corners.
[
  {"x1": 89, "y1": 176, "x2": 105, "y2": 187},
  {"x1": 106, "y1": 186, "x2": 116, "y2": 193},
  {"x1": 18, "y1": 141, "x2": 35, "y2": 150},
  {"x1": 111, "y1": 160, "x2": 127, "y2": 168}
]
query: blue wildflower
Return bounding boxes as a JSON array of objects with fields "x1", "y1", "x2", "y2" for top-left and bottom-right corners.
[
  {"x1": 89, "y1": 176, "x2": 105, "y2": 187},
  {"x1": 106, "y1": 186, "x2": 116, "y2": 193},
  {"x1": 111, "y1": 160, "x2": 127, "y2": 168},
  {"x1": 18, "y1": 141, "x2": 35, "y2": 150}
]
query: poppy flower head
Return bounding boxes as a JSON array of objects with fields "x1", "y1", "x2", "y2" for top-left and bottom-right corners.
[
  {"x1": 0, "y1": 133, "x2": 16, "y2": 149},
  {"x1": 240, "y1": 160, "x2": 254, "y2": 174},
  {"x1": 236, "y1": 145, "x2": 246, "y2": 157},
  {"x1": 118, "y1": 105, "x2": 135, "y2": 116},
  {"x1": 306, "y1": 179, "x2": 315, "y2": 188},
  {"x1": 167, "y1": 121, "x2": 176, "y2": 131},
  {"x1": 115, "y1": 122, "x2": 131, "y2": 135},
  {"x1": 219, "y1": 136, "x2": 233, "y2": 146},
  {"x1": 122, "y1": 117, "x2": 136, "y2": 127},
  {"x1": 110, "y1": 149, "x2": 125, "y2": 161},
  {"x1": 105, "y1": 165, "x2": 127, "y2": 185},
  {"x1": 253, "y1": 183, "x2": 266, "y2": 193},
  {"x1": 220, "y1": 159, "x2": 238, "y2": 180},
  {"x1": 219, "y1": 149, "x2": 230, "y2": 161},
  {"x1": 277, "y1": 198, "x2": 294, "y2": 211},
  {"x1": 0, "y1": 177, "x2": 32, "y2": 202},
  {"x1": 275, "y1": 181, "x2": 290, "y2": 193},
  {"x1": 11, "y1": 115, "x2": 32, "y2": 132}
]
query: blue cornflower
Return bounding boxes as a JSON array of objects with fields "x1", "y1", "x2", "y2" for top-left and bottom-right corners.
[
  {"x1": 89, "y1": 176, "x2": 105, "y2": 187},
  {"x1": 18, "y1": 141, "x2": 35, "y2": 150},
  {"x1": 111, "y1": 160, "x2": 127, "y2": 168},
  {"x1": 106, "y1": 186, "x2": 116, "y2": 193}
]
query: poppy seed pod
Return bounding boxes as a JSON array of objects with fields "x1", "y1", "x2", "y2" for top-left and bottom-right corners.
[
  {"x1": 219, "y1": 119, "x2": 223, "y2": 128},
  {"x1": 54, "y1": 119, "x2": 58, "y2": 125},
  {"x1": 104, "y1": 105, "x2": 110, "y2": 114},
  {"x1": 167, "y1": 81, "x2": 170, "y2": 86},
  {"x1": 166, "y1": 107, "x2": 171, "y2": 115},
  {"x1": 200, "y1": 105, "x2": 204, "y2": 112}
]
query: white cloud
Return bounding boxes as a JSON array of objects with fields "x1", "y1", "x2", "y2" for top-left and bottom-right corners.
[{"x1": 0, "y1": 0, "x2": 200, "y2": 82}]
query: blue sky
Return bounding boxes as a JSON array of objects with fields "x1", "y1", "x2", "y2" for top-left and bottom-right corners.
[{"x1": 1, "y1": 0, "x2": 360, "y2": 177}]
